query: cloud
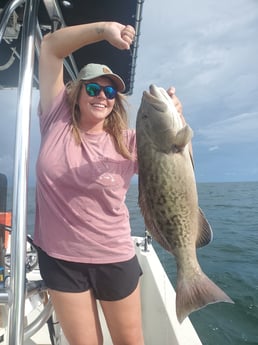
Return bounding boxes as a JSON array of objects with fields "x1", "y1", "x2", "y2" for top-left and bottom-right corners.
[
  {"x1": 130, "y1": 0, "x2": 258, "y2": 127},
  {"x1": 195, "y1": 111, "x2": 258, "y2": 147},
  {"x1": 208, "y1": 146, "x2": 219, "y2": 152},
  {"x1": 128, "y1": 0, "x2": 258, "y2": 182}
]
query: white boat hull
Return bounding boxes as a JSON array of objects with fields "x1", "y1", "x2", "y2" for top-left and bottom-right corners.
[{"x1": 134, "y1": 237, "x2": 202, "y2": 345}]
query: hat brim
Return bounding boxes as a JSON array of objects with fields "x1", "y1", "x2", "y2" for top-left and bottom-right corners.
[{"x1": 80, "y1": 73, "x2": 125, "y2": 93}]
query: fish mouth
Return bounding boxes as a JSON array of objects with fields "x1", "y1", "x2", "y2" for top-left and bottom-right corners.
[
  {"x1": 149, "y1": 84, "x2": 162, "y2": 96},
  {"x1": 142, "y1": 85, "x2": 168, "y2": 112},
  {"x1": 149, "y1": 84, "x2": 170, "y2": 100}
]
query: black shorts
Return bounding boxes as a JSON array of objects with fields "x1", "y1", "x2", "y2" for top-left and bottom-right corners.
[{"x1": 37, "y1": 248, "x2": 143, "y2": 301}]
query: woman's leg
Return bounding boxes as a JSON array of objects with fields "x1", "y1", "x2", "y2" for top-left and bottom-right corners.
[
  {"x1": 100, "y1": 283, "x2": 144, "y2": 345},
  {"x1": 49, "y1": 289, "x2": 103, "y2": 345}
]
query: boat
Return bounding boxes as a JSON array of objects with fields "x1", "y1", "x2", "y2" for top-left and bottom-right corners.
[
  {"x1": 0, "y1": 1, "x2": 203, "y2": 344},
  {"x1": 0, "y1": 232, "x2": 203, "y2": 345}
]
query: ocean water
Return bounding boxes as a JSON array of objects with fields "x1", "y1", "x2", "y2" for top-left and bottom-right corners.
[
  {"x1": 126, "y1": 181, "x2": 258, "y2": 345},
  {"x1": 5, "y1": 181, "x2": 258, "y2": 344}
]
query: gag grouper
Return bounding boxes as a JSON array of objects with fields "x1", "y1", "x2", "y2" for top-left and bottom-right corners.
[{"x1": 136, "y1": 84, "x2": 233, "y2": 323}]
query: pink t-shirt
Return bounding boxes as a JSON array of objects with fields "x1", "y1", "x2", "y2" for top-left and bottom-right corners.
[{"x1": 33, "y1": 87, "x2": 138, "y2": 263}]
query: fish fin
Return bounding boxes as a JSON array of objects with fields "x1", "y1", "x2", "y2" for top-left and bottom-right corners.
[
  {"x1": 176, "y1": 270, "x2": 234, "y2": 323},
  {"x1": 196, "y1": 208, "x2": 213, "y2": 248},
  {"x1": 189, "y1": 149, "x2": 195, "y2": 170},
  {"x1": 173, "y1": 125, "x2": 193, "y2": 150}
]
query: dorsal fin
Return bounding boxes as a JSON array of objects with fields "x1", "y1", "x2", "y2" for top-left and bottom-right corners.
[{"x1": 196, "y1": 208, "x2": 213, "y2": 248}]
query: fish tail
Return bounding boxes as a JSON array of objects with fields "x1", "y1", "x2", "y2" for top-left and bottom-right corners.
[{"x1": 176, "y1": 270, "x2": 234, "y2": 323}]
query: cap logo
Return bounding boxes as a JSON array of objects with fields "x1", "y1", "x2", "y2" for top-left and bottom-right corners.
[{"x1": 103, "y1": 67, "x2": 111, "y2": 74}]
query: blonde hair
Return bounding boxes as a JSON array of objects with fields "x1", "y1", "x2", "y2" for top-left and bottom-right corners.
[{"x1": 66, "y1": 79, "x2": 132, "y2": 160}]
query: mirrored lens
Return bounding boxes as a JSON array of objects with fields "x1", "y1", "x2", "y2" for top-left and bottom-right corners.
[
  {"x1": 85, "y1": 83, "x2": 117, "y2": 99},
  {"x1": 85, "y1": 83, "x2": 100, "y2": 97},
  {"x1": 104, "y1": 86, "x2": 117, "y2": 99}
]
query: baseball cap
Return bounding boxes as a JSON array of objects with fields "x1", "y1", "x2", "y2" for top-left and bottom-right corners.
[{"x1": 77, "y1": 63, "x2": 125, "y2": 92}]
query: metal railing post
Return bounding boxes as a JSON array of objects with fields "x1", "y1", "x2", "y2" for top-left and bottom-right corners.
[{"x1": 7, "y1": 0, "x2": 40, "y2": 344}]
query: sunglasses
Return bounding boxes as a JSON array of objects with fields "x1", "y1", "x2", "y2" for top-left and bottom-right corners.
[{"x1": 84, "y1": 83, "x2": 117, "y2": 100}]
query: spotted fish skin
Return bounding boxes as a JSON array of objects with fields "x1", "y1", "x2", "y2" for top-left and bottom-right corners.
[{"x1": 136, "y1": 84, "x2": 234, "y2": 323}]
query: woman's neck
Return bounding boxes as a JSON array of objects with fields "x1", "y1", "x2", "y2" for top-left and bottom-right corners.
[{"x1": 78, "y1": 120, "x2": 105, "y2": 134}]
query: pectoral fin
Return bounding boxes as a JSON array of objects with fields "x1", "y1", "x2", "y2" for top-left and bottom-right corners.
[
  {"x1": 174, "y1": 125, "x2": 193, "y2": 148},
  {"x1": 196, "y1": 207, "x2": 213, "y2": 248}
]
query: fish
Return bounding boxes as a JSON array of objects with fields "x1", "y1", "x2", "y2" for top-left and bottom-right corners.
[{"x1": 136, "y1": 84, "x2": 234, "y2": 323}]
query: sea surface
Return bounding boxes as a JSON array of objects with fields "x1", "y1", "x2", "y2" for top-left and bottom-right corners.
[
  {"x1": 5, "y1": 181, "x2": 258, "y2": 345},
  {"x1": 127, "y1": 181, "x2": 258, "y2": 345}
]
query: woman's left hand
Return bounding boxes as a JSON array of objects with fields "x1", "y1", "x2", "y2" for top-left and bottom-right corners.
[
  {"x1": 166, "y1": 87, "x2": 184, "y2": 122},
  {"x1": 167, "y1": 86, "x2": 193, "y2": 158}
]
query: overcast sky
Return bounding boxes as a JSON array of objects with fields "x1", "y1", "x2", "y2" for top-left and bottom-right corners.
[{"x1": 1, "y1": 0, "x2": 258, "y2": 186}]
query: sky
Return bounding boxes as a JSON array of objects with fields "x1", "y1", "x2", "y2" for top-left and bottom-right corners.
[{"x1": 1, "y1": 0, "x2": 258, "y2": 186}]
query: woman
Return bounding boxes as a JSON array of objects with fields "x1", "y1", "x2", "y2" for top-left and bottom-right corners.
[{"x1": 33, "y1": 21, "x2": 183, "y2": 345}]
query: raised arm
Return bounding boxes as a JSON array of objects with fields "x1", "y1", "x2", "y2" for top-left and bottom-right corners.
[{"x1": 39, "y1": 22, "x2": 135, "y2": 114}]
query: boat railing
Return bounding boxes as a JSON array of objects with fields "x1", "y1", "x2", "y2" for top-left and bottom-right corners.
[
  {"x1": 0, "y1": 220, "x2": 54, "y2": 340},
  {"x1": 0, "y1": 1, "x2": 55, "y2": 344},
  {"x1": 128, "y1": 0, "x2": 144, "y2": 94}
]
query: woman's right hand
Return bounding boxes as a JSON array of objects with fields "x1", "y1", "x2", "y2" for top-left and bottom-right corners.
[{"x1": 103, "y1": 22, "x2": 135, "y2": 51}]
